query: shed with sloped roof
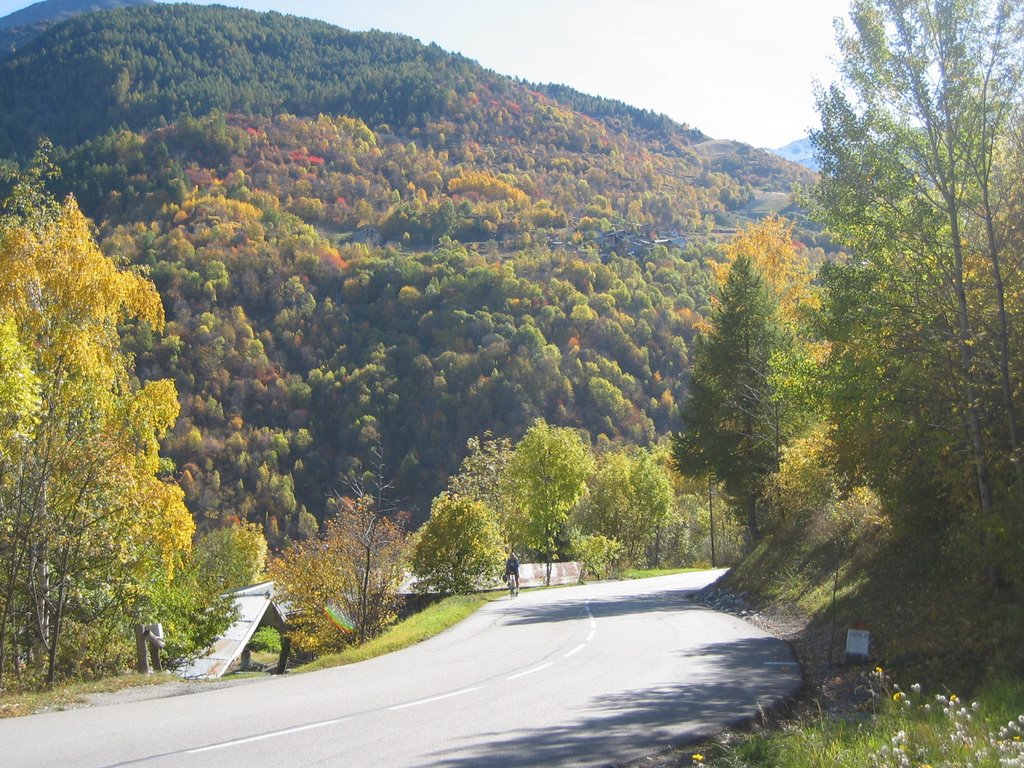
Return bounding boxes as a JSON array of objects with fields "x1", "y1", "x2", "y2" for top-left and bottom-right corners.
[{"x1": 177, "y1": 581, "x2": 288, "y2": 680}]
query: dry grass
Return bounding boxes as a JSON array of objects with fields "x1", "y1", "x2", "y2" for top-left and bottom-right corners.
[{"x1": 0, "y1": 672, "x2": 179, "y2": 719}]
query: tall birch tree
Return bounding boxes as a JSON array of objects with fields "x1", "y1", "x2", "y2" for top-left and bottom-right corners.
[
  {"x1": 0, "y1": 154, "x2": 192, "y2": 687},
  {"x1": 812, "y1": 0, "x2": 1024, "y2": 578}
]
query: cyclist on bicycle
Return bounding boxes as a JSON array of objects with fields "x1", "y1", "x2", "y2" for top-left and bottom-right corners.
[{"x1": 504, "y1": 549, "x2": 520, "y2": 594}]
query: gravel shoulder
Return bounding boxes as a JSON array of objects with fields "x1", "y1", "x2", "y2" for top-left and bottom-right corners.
[{"x1": 72, "y1": 674, "x2": 264, "y2": 710}]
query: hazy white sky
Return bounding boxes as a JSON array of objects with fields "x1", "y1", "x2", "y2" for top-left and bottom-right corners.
[{"x1": 0, "y1": 0, "x2": 853, "y2": 148}]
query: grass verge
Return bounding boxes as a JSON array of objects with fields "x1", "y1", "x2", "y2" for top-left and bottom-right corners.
[
  {"x1": 620, "y1": 567, "x2": 702, "y2": 580},
  {"x1": 691, "y1": 673, "x2": 1024, "y2": 767},
  {"x1": 0, "y1": 672, "x2": 179, "y2": 719},
  {"x1": 297, "y1": 592, "x2": 492, "y2": 673}
]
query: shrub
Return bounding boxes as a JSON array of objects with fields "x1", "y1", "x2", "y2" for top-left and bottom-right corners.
[{"x1": 248, "y1": 626, "x2": 282, "y2": 654}]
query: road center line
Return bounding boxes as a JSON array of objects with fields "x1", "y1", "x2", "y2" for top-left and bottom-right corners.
[
  {"x1": 506, "y1": 662, "x2": 554, "y2": 680},
  {"x1": 586, "y1": 629, "x2": 595, "y2": 641},
  {"x1": 185, "y1": 718, "x2": 351, "y2": 754},
  {"x1": 563, "y1": 643, "x2": 586, "y2": 658},
  {"x1": 388, "y1": 686, "x2": 482, "y2": 710}
]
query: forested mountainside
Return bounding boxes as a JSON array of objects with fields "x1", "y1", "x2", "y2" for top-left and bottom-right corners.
[
  {"x1": 0, "y1": 0, "x2": 151, "y2": 54},
  {"x1": 0, "y1": 3, "x2": 817, "y2": 541}
]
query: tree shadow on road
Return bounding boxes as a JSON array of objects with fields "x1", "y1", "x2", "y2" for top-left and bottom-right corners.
[
  {"x1": 502, "y1": 590, "x2": 713, "y2": 627},
  {"x1": 423, "y1": 636, "x2": 802, "y2": 767}
]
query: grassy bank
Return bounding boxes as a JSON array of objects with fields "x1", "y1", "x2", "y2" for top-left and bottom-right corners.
[
  {"x1": 0, "y1": 672, "x2": 180, "y2": 719},
  {"x1": 298, "y1": 592, "x2": 491, "y2": 672},
  {"x1": 692, "y1": 673, "x2": 1024, "y2": 767},
  {"x1": 620, "y1": 567, "x2": 702, "y2": 579},
  {"x1": 674, "y1": 508, "x2": 1024, "y2": 767}
]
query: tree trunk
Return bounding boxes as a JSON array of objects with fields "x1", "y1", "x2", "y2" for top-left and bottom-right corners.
[
  {"x1": 359, "y1": 541, "x2": 372, "y2": 644},
  {"x1": 980, "y1": 188, "x2": 1023, "y2": 494},
  {"x1": 0, "y1": 480, "x2": 31, "y2": 692},
  {"x1": 545, "y1": 530, "x2": 553, "y2": 587},
  {"x1": 30, "y1": 478, "x2": 49, "y2": 666},
  {"x1": 45, "y1": 546, "x2": 72, "y2": 687}
]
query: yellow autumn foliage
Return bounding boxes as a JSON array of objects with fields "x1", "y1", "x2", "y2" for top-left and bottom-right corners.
[
  {"x1": 715, "y1": 214, "x2": 819, "y2": 323},
  {"x1": 0, "y1": 196, "x2": 191, "y2": 578},
  {"x1": 448, "y1": 170, "x2": 529, "y2": 206}
]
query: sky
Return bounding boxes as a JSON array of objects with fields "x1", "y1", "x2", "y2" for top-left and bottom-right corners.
[{"x1": 0, "y1": 0, "x2": 853, "y2": 148}]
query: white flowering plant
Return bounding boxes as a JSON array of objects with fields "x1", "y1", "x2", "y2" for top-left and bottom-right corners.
[{"x1": 867, "y1": 667, "x2": 1024, "y2": 768}]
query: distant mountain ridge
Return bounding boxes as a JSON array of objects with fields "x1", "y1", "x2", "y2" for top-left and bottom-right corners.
[
  {"x1": 769, "y1": 136, "x2": 819, "y2": 171},
  {"x1": 0, "y1": 0, "x2": 151, "y2": 30},
  {"x1": 0, "y1": 0, "x2": 152, "y2": 58}
]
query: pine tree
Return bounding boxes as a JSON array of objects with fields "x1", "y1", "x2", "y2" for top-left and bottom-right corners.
[{"x1": 671, "y1": 255, "x2": 788, "y2": 538}]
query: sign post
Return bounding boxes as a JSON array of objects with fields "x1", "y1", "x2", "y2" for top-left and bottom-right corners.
[{"x1": 846, "y1": 625, "x2": 870, "y2": 663}]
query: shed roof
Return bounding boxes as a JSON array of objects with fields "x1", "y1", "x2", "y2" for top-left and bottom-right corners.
[{"x1": 177, "y1": 581, "x2": 286, "y2": 680}]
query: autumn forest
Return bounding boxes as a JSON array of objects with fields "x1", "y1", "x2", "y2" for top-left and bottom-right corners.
[{"x1": 2, "y1": 0, "x2": 1022, "y2": 692}]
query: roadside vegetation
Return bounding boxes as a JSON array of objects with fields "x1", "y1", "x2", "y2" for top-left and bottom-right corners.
[
  {"x1": 655, "y1": 0, "x2": 1024, "y2": 764},
  {"x1": 696, "y1": 674, "x2": 1024, "y2": 768},
  {"x1": 276, "y1": 593, "x2": 491, "y2": 674},
  {"x1": 620, "y1": 568, "x2": 699, "y2": 580},
  {"x1": 0, "y1": 673, "x2": 180, "y2": 719},
  {"x1": 670, "y1": 509, "x2": 1024, "y2": 767}
]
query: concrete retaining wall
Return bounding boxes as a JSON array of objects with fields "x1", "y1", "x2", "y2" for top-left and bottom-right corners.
[{"x1": 515, "y1": 561, "x2": 581, "y2": 588}]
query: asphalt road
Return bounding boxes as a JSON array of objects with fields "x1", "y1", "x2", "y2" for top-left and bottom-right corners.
[{"x1": 0, "y1": 570, "x2": 801, "y2": 767}]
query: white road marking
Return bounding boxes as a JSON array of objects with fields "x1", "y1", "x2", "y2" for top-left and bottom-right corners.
[
  {"x1": 388, "y1": 686, "x2": 483, "y2": 710},
  {"x1": 586, "y1": 629, "x2": 595, "y2": 641},
  {"x1": 563, "y1": 644, "x2": 586, "y2": 658},
  {"x1": 185, "y1": 718, "x2": 351, "y2": 754},
  {"x1": 506, "y1": 662, "x2": 554, "y2": 680}
]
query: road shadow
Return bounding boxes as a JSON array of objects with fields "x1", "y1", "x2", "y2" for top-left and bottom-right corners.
[
  {"x1": 503, "y1": 589, "x2": 707, "y2": 626},
  {"x1": 424, "y1": 636, "x2": 801, "y2": 768}
]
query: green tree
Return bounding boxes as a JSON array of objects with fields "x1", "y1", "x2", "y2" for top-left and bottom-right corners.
[
  {"x1": 507, "y1": 420, "x2": 592, "y2": 584},
  {"x1": 624, "y1": 448, "x2": 675, "y2": 566},
  {"x1": 812, "y1": 0, "x2": 1024, "y2": 578},
  {"x1": 576, "y1": 450, "x2": 631, "y2": 547},
  {"x1": 143, "y1": 563, "x2": 236, "y2": 670},
  {"x1": 447, "y1": 434, "x2": 516, "y2": 544},
  {"x1": 671, "y1": 254, "x2": 788, "y2": 538},
  {"x1": 411, "y1": 493, "x2": 503, "y2": 594},
  {"x1": 573, "y1": 534, "x2": 624, "y2": 581},
  {"x1": 192, "y1": 522, "x2": 269, "y2": 592},
  {"x1": 576, "y1": 447, "x2": 673, "y2": 567}
]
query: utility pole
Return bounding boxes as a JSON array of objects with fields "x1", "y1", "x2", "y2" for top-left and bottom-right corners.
[{"x1": 708, "y1": 478, "x2": 716, "y2": 568}]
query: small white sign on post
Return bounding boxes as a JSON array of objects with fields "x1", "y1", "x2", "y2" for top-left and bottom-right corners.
[{"x1": 846, "y1": 628, "x2": 870, "y2": 660}]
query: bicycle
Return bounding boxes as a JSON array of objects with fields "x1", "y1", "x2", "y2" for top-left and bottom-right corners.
[{"x1": 507, "y1": 572, "x2": 518, "y2": 598}]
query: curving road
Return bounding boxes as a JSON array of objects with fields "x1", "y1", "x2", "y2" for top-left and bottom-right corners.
[{"x1": 0, "y1": 570, "x2": 801, "y2": 767}]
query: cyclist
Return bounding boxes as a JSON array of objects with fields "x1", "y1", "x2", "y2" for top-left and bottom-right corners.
[{"x1": 504, "y1": 549, "x2": 520, "y2": 596}]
